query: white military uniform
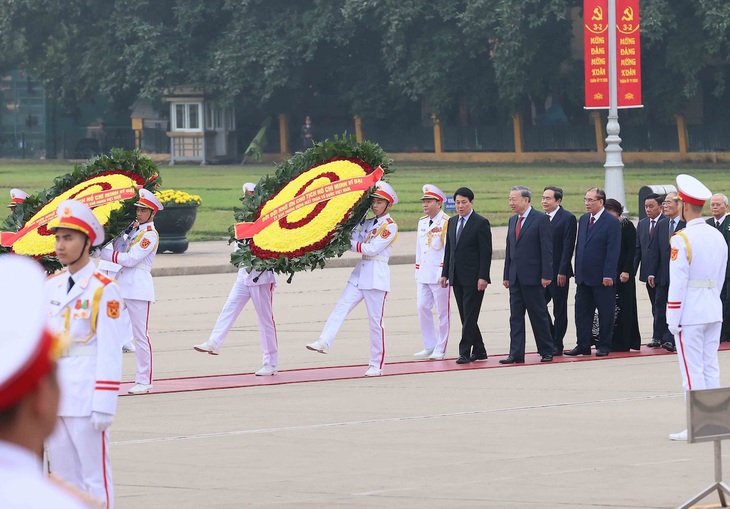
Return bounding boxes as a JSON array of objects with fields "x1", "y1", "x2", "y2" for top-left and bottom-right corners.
[
  {"x1": 97, "y1": 245, "x2": 133, "y2": 349},
  {"x1": 319, "y1": 213, "x2": 398, "y2": 369},
  {"x1": 46, "y1": 260, "x2": 125, "y2": 509},
  {"x1": 100, "y1": 221, "x2": 158, "y2": 385},
  {"x1": 208, "y1": 245, "x2": 278, "y2": 367},
  {"x1": 0, "y1": 442, "x2": 89, "y2": 509},
  {"x1": 668, "y1": 217, "x2": 728, "y2": 391},
  {"x1": 415, "y1": 210, "x2": 450, "y2": 355},
  {"x1": 0, "y1": 255, "x2": 89, "y2": 509}
]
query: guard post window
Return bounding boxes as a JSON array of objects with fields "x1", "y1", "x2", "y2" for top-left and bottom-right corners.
[{"x1": 173, "y1": 103, "x2": 201, "y2": 131}]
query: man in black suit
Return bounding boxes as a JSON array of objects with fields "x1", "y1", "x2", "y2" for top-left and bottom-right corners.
[
  {"x1": 499, "y1": 186, "x2": 554, "y2": 364},
  {"x1": 706, "y1": 193, "x2": 730, "y2": 341},
  {"x1": 648, "y1": 191, "x2": 685, "y2": 351},
  {"x1": 565, "y1": 187, "x2": 621, "y2": 357},
  {"x1": 541, "y1": 186, "x2": 577, "y2": 356},
  {"x1": 440, "y1": 187, "x2": 493, "y2": 364},
  {"x1": 634, "y1": 193, "x2": 663, "y2": 342}
]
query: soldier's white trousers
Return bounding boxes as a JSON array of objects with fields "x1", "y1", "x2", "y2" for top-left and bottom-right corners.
[
  {"x1": 126, "y1": 299, "x2": 153, "y2": 385},
  {"x1": 675, "y1": 322, "x2": 721, "y2": 391},
  {"x1": 320, "y1": 282, "x2": 388, "y2": 369},
  {"x1": 49, "y1": 416, "x2": 113, "y2": 509},
  {"x1": 208, "y1": 280, "x2": 278, "y2": 367},
  {"x1": 417, "y1": 282, "x2": 450, "y2": 353}
]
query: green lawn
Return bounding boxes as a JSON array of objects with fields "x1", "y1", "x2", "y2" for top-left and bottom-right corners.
[{"x1": 2, "y1": 160, "x2": 729, "y2": 240}]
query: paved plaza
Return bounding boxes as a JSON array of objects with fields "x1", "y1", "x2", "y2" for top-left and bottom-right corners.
[{"x1": 108, "y1": 231, "x2": 729, "y2": 508}]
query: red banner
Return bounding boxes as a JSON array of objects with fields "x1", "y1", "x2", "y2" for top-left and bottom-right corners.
[
  {"x1": 584, "y1": 0, "x2": 609, "y2": 108},
  {"x1": 584, "y1": 0, "x2": 642, "y2": 109},
  {"x1": 0, "y1": 187, "x2": 136, "y2": 247},
  {"x1": 234, "y1": 166, "x2": 384, "y2": 239},
  {"x1": 616, "y1": 0, "x2": 642, "y2": 108}
]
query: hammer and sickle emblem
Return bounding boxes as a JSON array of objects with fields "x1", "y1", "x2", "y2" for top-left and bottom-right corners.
[
  {"x1": 621, "y1": 7, "x2": 634, "y2": 21},
  {"x1": 591, "y1": 6, "x2": 603, "y2": 21}
]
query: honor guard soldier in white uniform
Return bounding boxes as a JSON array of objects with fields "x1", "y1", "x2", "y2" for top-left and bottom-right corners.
[
  {"x1": 46, "y1": 200, "x2": 126, "y2": 508},
  {"x1": 414, "y1": 184, "x2": 450, "y2": 360},
  {"x1": 306, "y1": 181, "x2": 399, "y2": 376},
  {"x1": 97, "y1": 189, "x2": 161, "y2": 395},
  {"x1": 7, "y1": 188, "x2": 29, "y2": 210},
  {"x1": 97, "y1": 247, "x2": 134, "y2": 353},
  {"x1": 0, "y1": 255, "x2": 90, "y2": 509},
  {"x1": 667, "y1": 175, "x2": 728, "y2": 441},
  {"x1": 194, "y1": 183, "x2": 279, "y2": 376}
]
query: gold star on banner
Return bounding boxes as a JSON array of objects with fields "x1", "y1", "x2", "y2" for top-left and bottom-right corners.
[
  {"x1": 625, "y1": 92, "x2": 634, "y2": 100},
  {"x1": 594, "y1": 93, "x2": 604, "y2": 100}
]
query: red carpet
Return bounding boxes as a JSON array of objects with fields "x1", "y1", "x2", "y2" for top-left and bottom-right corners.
[{"x1": 120, "y1": 343, "x2": 730, "y2": 396}]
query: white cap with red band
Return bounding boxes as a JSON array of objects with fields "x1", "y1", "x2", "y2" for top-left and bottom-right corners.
[
  {"x1": 135, "y1": 188, "x2": 164, "y2": 212},
  {"x1": 8, "y1": 188, "x2": 29, "y2": 208},
  {"x1": 242, "y1": 183, "x2": 256, "y2": 195},
  {"x1": 0, "y1": 254, "x2": 60, "y2": 411},
  {"x1": 421, "y1": 184, "x2": 446, "y2": 202},
  {"x1": 373, "y1": 181, "x2": 398, "y2": 205},
  {"x1": 49, "y1": 199, "x2": 106, "y2": 247},
  {"x1": 676, "y1": 174, "x2": 712, "y2": 206}
]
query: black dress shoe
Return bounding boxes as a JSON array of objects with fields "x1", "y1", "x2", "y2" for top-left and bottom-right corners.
[
  {"x1": 499, "y1": 355, "x2": 524, "y2": 364},
  {"x1": 540, "y1": 355, "x2": 553, "y2": 362},
  {"x1": 456, "y1": 356, "x2": 472, "y2": 364},
  {"x1": 647, "y1": 339, "x2": 662, "y2": 348},
  {"x1": 595, "y1": 349, "x2": 609, "y2": 357},
  {"x1": 564, "y1": 347, "x2": 591, "y2": 356},
  {"x1": 470, "y1": 353, "x2": 488, "y2": 362},
  {"x1": 662, "y1": 342, "x2": 677, "y2": 352}
]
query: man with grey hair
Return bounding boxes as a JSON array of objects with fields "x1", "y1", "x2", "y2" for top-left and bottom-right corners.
[
  {"x1": 500, "y1": 185, "x2": 555, "y2": 363},
  {"x1": 707, "y1": 193, "x2": 730, "y2": 341}
]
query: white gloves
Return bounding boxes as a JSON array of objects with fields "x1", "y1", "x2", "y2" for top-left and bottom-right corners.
[
  {"x1": 668, "y1": 325, "x2": 682, "y2": 337},
  {"x1": 90, "y1": 248, "x2": 101, "y2": 259},
  {"x1": 91, "y1": 411, "x2": 114, "y2": 432}
]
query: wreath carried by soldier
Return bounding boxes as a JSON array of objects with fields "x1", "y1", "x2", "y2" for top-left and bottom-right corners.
[
  {"x1": 1, "y1": 149, "x2": 161, "y2": 273},
  {"x1": 231, "y1": 135, "x2": 393, "y2": 281}
]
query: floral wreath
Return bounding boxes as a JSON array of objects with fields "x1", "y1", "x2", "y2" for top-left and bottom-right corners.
[
  {"x1": 230, "y1": 135, "x2": 393, "y2": 280},
  {"x1": 1, "y1": 149, "x2": 161, "y2": 273}
]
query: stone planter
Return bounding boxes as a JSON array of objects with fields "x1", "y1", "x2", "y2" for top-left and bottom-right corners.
[{"x1": 154, "y1": 205, "x2": 198, "y2": 254}]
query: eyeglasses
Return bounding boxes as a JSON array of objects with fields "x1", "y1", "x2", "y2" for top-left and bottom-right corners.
[
  {"x1": 584, "y1": 198, "x2": 597, "y2": 203},
  {"x1": 662, "y1": 199, "x2": 678, "y2": 204}
]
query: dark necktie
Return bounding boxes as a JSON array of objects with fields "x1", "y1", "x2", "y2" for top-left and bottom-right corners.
[
  {"x1": 589, "y1": 216, "x2": 595, "y2": 228},
  {"x1": 428, "y1": 219, "x2": 433, "y2": 227},
  {"x1": 456, "y1": 217, "x2": 465, "y2": 243},
  {"x1": 717, "y1": 220, "x2": 722, "y2": 230},
  {"x1": 649, "y1": 219, "x2": 655, "y2": 237},
  {"x1": 67, "y1": 276, "x2": 75, "y2": 293},
  {"x1": 515, "y1": 215, "x2": 524, "y2": 240},
  {"x1": 669, "y1": 218, "x2": 675, "y2": 239}
]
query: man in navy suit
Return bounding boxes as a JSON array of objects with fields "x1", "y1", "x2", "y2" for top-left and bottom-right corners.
[
  {"x1": 541, "y1": 186, "x2": 577, "y2": 356},
  {"x1": 635, "y1": 193, "x2": 663, "y2": 342},
  {"x1": 706, "y1": 193, "x2": 730, "y2": 341},
  {"x1": 499, "y1": 186, "x2": 554, "y2": 364},
  {"x1": 649, "y1": 191, "x2": 685, "y2": 350},
  {"x1": 440, "y1": 187, "x2": 493, "y2": 364},
  {"x1": 565, "y1": 187, "x2": 621, "y2": 357}
]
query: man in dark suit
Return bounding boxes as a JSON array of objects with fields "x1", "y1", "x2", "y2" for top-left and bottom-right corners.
[
  {"x1": 565, "y1": 187, "x2": 621, "y2": 357},
  {"x1": 440, "y1": 187, "x2": 493, "y2": 364},
  {"x1": 499, "y1": 186, "x2": 554, "y2": 364},
  {"x1": 707, "y1": 193, "x2": 730, "y2": 341},
  {"x1": 634, "y1": 193, "x2": 663, "y2": 342},
  {"x1": 648, "y1": 191, "x2": 685, "y2": 351},
  {"x1": 541, "y1": 186, "x2": 577, "y2": 356}
]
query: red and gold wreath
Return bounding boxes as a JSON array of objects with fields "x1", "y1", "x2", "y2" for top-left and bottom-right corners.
[
  {"x1": 3, "y1": 170, "x2": 144, "y2": 257},
  {"x1": 235, "y1": 158, "x2": 383, "y2": 259}
]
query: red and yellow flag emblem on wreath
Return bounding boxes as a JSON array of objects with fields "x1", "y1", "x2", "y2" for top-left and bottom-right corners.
[
  {"x1": 670, "y1": 247, "x2": 679, "y2": 261},
  {"x1": 140, "y1": 238, "x2": 151, "y2": 249},
  {"x1": 107, "y1": 300, "x2": 120, "y2": 319},
  {"x1": 234, "y1": 158, "x2": 384, "y2": 259}
]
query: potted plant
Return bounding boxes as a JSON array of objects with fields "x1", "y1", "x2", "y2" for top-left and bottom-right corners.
[{"x1": 154, "y1": 189, "x2": 202, "y2": 253}]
